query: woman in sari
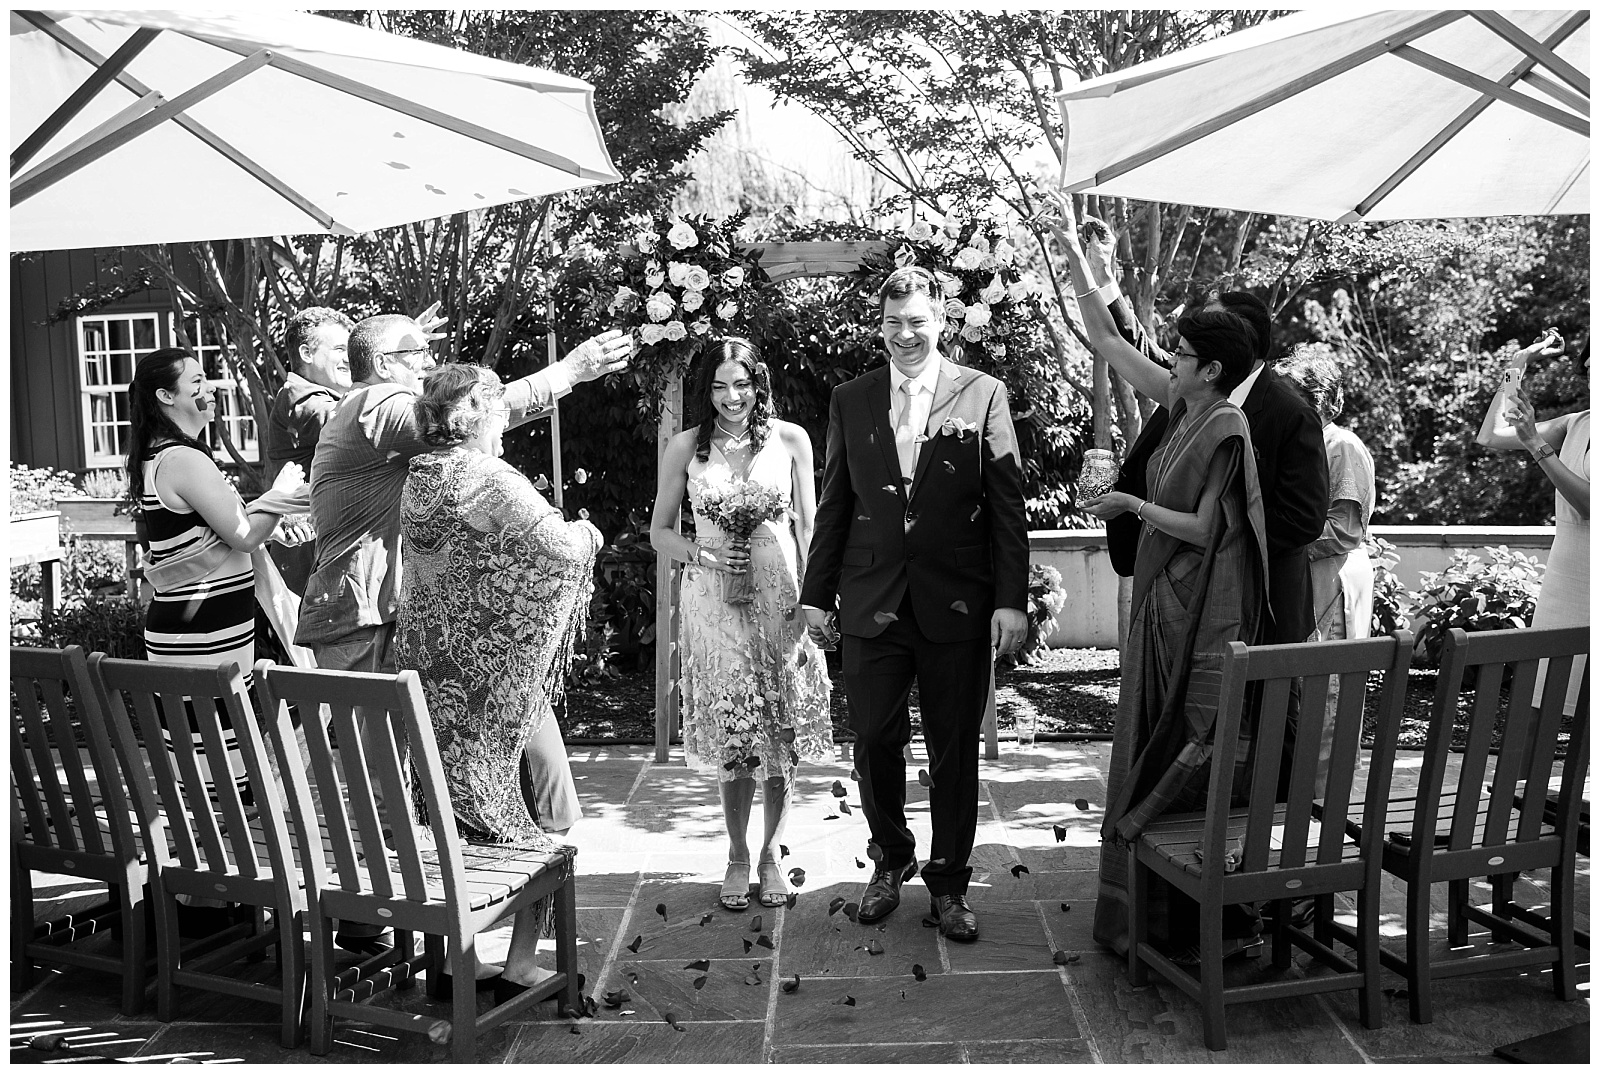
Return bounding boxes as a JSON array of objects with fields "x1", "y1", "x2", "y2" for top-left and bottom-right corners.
[{"x1": 396, "y1": 363, "x2": 600, "y2": 1002}]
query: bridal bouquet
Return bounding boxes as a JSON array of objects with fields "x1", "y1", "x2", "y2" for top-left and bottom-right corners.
[{"x1": 696, "y1": 478, "x2": 789, "y2": 604}]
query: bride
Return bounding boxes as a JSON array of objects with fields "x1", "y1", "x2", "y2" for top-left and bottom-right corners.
[{"x1": 649, "y1": 337, "x2": 833, "y2": 911}]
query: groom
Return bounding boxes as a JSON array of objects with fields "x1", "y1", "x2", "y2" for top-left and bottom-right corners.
[{"x1": 801, "y1": 266, "x2": 1029, "y2": 942}]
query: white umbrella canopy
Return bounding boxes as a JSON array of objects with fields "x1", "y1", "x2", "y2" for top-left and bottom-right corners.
[
  {"x1": 1057, "y1": 8, "x2": 1589, "y2": 222},
  {"x1": 10, "y1": 9, "x2": 622, "y2": 250}
]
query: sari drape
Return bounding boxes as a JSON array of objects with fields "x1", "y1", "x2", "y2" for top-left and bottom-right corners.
[{"x1": 1093, "y1": 397, "x2": 1268, "y2": 954}]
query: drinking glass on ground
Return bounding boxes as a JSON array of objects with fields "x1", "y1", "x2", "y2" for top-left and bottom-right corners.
[{"x1": 1015, "y1": 709, "x2": 1037, "y2": 748}]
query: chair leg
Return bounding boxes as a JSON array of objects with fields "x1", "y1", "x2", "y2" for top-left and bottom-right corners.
[
  {"x1": 450, "y1": 934, "x2": 477, "y2": 1063},
  {"x1": 1313, "y1": 892, "x2": 1334, "y2": 948},
  {"x1": 245, "y1": 905, "x2": 269, "y2": 963},
  {"x1": 394, "y1": 930, "x2": 416, "y2": 990},
  {"x1": 278, "y1": 910, "x2": 306, "y2": 1049},
  {"x1": 1200, "y1": 902, "x2": 1227, "y2": 1051},
  {"x1": 1270, "y1": 899, "x2": 1292, "y2": 970},
  {"x1": 1551, "y1": 856, "x2": 1577, "y2": 1001},
  {"x1": 424, "y1": 934, "x2": 446, "y2": 1000},
  {"x1": 153, "y1": 883, "x2": 182, "y2": 1023},
  {"x1": 118, "y1": 876, "x2": 149, "y2": 1016},
  {"x1": 307, "y1": 913, "x2": 338, "y2": 1056},
  {"x1": 556, "y1": 875, "x2": 581, "y2": 1016},
  {"x1": 1405, "y1": 877, "x2": 1432, "y2": 1024},
  {"x1": 1356, "y1": 881, "x2": 1382, "y2": 1030},
  {"x1": 1445, "y1": 879, "x2": 1469, "y2": 947},
  {"x1": 12, "y1": 862, "x2": 36, "y2": 993},
  {"x1": 1126, "y1": 848, "x2": 1148, "y2": 986}
]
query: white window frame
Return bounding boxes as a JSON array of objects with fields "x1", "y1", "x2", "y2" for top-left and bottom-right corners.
[
  {"x1": 74, "y1": 311, "x2": 260, "y2": 469},
  {"x1": 76, "y1": 312, "x2": 161, "y2": 470}
]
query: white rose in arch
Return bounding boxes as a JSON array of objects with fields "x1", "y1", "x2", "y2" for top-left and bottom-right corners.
[
  {"x1": 636, "y1": 230, "x2": 657, "y2": 254},
  {"x1": 943, "y1": 298, "x2": 966, "y2": 320},
  {"x1": 1007, "y1": 279, "x2": 1031, "y2": 303},
  {"x1": 906, "y1": 219, "x2": 934, "y2": 242},
  {"x1": 691, "y1": 318, "x2": 712, "y2": 336},
  {"x1": 964, "y1": 302, "x2": 993, "y2": 328},
  {"x1": 610, "y1": 285, "x2": 639, "y2": 313},
  {"x1": 667, "y1": 220, "x2": 699, "y2": 250},
  {"x1": 681, "y1": 289, "x2": 705, "y2": 312},
  {"x1": 684, "y1": 265, "x2": 712, "y2": 292},
  {"x1": 639, "y1": 323, "x2": 667, "y2": 345},
  {"x1": 967, "y1": 233, "x2": 990, "y2": 254},
  {"x1": 943, "y1": 215, "x2": 964, "y2": 237},
  {"x1": 667, "y1": 261, "x2": 692, "y2": 287},
  {"x1": 663, "y1": 320, "x2": 688, "y2": 341},
  {"x1": 979, "y1": 254, "x2": 998, "y2": 272},
  {"x1": 722, "y1": 266, "x2": 746, "y2": 289},
  {"x1": 993, "y1": 240, "x2": 1017, "y2": 266},
  {"x1": 933, "y1": 232, "x2": 957, "y2": 254},
  {"x1": 645, "y1": 291, "x2": 675, "y2": 323},
  {"x1": 980, "y1": 275, "x2": 1006, "y2": 305},
  {"x1": 716, "y1": 299, "x2": 739, "y2": 320},
  {"x1": 961, "y1": 323, "x2": 987, "y2": 342},
  {"x1": 644, "y1": 262, "x2": 666, "y2": 289},
  {"x1": 990, "y1": 342, "x2": 1007, "y2": 358},
  {"x1": 952, "y1": 247, "x2": 984, "y2": 271}
]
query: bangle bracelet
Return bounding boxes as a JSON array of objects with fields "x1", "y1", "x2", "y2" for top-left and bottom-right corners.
[
  {"x1": 1073, "y1": 286, "x2": 1100, "y2": 300},
  {"x1": 1136, "y1": 501, "x2": 1147, "y2": 522}
]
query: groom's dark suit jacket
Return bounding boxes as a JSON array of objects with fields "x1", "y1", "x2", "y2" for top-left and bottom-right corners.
[{"x1": 800, "y1": 359, "x2": 1029, "y2": 640}]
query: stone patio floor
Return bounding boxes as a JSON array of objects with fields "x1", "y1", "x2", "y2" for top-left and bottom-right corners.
[{"x1": 12, "y1": 740, "x2": 1591, "y2": 1064}]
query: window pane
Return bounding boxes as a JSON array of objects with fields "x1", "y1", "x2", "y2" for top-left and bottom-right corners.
[
  {"x1": 132, "y1": 318, "x2": 156, "y2": 351},
  {"x1": 108, "y1": 320, "x2": 129, "y2": 351}
]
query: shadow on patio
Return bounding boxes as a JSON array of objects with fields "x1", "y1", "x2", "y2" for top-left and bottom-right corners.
[{"x1": 12, "y1": 741, "x2": 1590, "y2": 1063}]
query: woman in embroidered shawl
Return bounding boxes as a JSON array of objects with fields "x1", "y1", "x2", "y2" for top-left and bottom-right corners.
[
  {"x1": 1078, "y1": 307, "x2": 1269, "y2": 963},
  {"x1": 396, "y1": 363, "x2": 600, "y2": 998}
]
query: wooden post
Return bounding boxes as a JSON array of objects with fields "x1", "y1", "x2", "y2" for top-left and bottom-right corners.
[{"x1": 653, "y1": 375, "x2": 684, "y2": 762}]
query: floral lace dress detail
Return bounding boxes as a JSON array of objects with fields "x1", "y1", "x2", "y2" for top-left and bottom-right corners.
[
  {"x1": 681, "y1": 435, "x2": 833, "y2": 780},
  {"x1": 396, "y1": 449, "x2": 597, "y2": 848}
]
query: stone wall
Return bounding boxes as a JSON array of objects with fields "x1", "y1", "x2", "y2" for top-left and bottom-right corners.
[{"x1": 1030, "y1": 526, "x2": 1557, "y2": 650}]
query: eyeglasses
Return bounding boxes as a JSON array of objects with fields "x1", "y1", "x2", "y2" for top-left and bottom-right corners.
[{"x1": 382, "y1": 346, "x2": 432, "y2": 363}]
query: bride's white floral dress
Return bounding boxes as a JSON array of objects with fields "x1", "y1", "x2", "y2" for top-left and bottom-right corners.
[{"x1": 681, "y1": 432, "x2": 832, "y2": 779}]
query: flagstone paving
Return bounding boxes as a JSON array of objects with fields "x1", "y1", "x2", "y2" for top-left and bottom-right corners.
[{"x1": 12, "y1": 741, "x2": 1589, "y2": 1063}]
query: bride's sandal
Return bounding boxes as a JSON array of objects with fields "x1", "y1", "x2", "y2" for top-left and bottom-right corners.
[
  {"x1": 719, "y1": 861, "x2": 752, "y2": 912},
  {"x1": 756, "y1": 860, "x2": 788, "y2": 908}
]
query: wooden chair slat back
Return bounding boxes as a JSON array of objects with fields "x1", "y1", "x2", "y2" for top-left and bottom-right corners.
[
  {"x1": 1212, "y1": 634, "x2": 1413, "y2": 877},
  {"x1": 10, "y1": 646, "x2": 132, "y2": 858},
  {"x1": 88, "y1": 657, "x2": 292, "y2": 882},
  {"x1": 113, "y1": 685, "x2": 200, "y2": 868},
  {"x1": 12, "y1": 661, "x2": 79, "y2": 851},
  {"x1": 1427, "y1": 626, "x2": 1589, "y2": 854},
  {"x1": 254, "y1": 663, "x2": 467, "y2": 908}
]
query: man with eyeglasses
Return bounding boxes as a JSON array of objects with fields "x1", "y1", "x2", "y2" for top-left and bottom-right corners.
[{"x1": 293, "y1": 312, "x2": 631, "y2": 953}]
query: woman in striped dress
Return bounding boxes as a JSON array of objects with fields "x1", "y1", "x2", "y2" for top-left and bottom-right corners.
[{"x1": 126, "y1": 349, "x2": 305, "y2": 792}]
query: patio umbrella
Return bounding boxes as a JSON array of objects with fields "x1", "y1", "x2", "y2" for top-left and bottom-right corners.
[
  {"x1": 1057, "y1": 8, "x2": 1589, "y2": 221},
  {"x1": 10, "y1": 9, "x2": 621, "y2": 250}
]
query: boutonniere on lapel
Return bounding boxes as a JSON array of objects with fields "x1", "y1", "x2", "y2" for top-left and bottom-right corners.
[{"x1": 939, "y1": 417, "x2": 978, "y2": 442}]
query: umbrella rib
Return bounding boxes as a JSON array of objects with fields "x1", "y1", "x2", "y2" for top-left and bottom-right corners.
[
  {"x1": 11, "y1": 24, "x2": 161, "y2": 177},
  {"x1": 202, "y1": 42, "x2": 609, "y2": 182},
  {"x1": 1521, "y1": 72, "x2": 1589, "y2": 120},
  {"x1": 1391, "y1": 45, "x2": 1588, "y2": 137},
  {"x1": 1355, "y1": 13, "x2": 1590, "y2": 220},
  {"x1": 1469, "y1": 10, "x2": 1589, "y2": 100},
  {"x1": 1076, "y1": 10, "x2": 1466, "y2": 189},
  {"x1": 12, "y1": 50, "x2": 275, "y2": 207},
  {"x1": 19, "y1": 16, "x2": 343, "y2": 234}
]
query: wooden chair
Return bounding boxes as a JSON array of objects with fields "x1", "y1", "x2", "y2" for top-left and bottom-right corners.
[
  {"x1": 11, "y1": 645, "x2": 149, "y2": 1014},
  {"x1": 253, "y1": 660, "x2": 582, "y2": 1062},
  {"x1": 1334, "y1": 625, "x2": 1589, "y2": 1024},
  {"x1": 1126, "y1": 632, "x2": 1414, "y2": 1051},
  {"x1": 88, "y1": 655, "x2": 307, "y2": 1048}
]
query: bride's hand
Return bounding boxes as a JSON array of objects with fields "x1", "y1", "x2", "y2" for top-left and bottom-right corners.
[{"x1": 699, "y1": 544, "x2": 749, "y2": 573}]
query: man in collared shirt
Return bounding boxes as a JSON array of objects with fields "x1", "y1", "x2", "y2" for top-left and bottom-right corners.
[{"x1": 264, "y1": 307, "x2": 354, "y2": 594}]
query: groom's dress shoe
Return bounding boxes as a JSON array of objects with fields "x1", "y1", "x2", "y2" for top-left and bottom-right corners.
[
  {"x1": 857, "y1": 862, "x2": 917, "y2": 923},
  {"x1": 930, "y1": 894, "x2": 979, "y2": 942}
]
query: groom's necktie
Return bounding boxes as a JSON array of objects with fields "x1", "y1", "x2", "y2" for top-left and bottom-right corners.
[{"x1": 894, "y1": 380, "x2": 922, "y2": 486}]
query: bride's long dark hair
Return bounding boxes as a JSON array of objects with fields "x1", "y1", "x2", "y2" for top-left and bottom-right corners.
[{"x1": 689, "y1": 337, "x2": 774, "y2": 463}]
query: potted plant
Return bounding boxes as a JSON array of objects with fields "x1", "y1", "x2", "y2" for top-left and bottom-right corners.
[
  {"x1": 9, "y1": 463, "x2": 73, "y2": 560},
  {"x1": 55, "y1": 468, "x2": 137, "y2": 536}
]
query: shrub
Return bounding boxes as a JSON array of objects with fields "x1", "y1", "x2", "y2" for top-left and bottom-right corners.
[
  {"x1": 1365, "y1": 535, "x2": 1410, "y2": 636},
  {"x1": 998, "y1": 563, "x2": 1067, "y2": 671},
  {"x1": 1410, "y1": 545, "x2": 1543, "y2": 667},
  {"x1": 29, "y1": 595, "x2": 146, "y2": 659},
  {"x1": 78, "y1": 469, "x2": 128, "y2": 500},
  {"x1": 10, "y1": 462, "x2": 78, "y2": 516}
]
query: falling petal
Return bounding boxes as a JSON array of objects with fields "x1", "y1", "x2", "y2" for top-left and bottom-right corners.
[
  {"x1": 785, "y1": 892, "x2": 798, "y2": 909},
  {"x1": 873, "y1": 611, "x2": 899, "y2": 624},
  {"x1": 684, "y1": 959, "x2": 710, "y2": 972},
  {"x1": 1075, "y1": 798, "x2": 1091, "y2": 811},
  {"x1": 789, "y1": 867, "x2": 806, "y2": 887},
  {"x1": 882, "y1": 484, "x2": 899, "y2": 493},
  {"x1": 970, "y1": 506, "x2": 982, "y2": 521},
  {"x1": 866, "y1": 842, "x2": 884, "y2": 861},
  {"x1": 1010, "y1": 864, "x2": 1030, "y2": 878},
  {"x1": 839, "y1": 801, "x2": 852, "y2": 814},
  {"x1": 917, "y1": 769, "x2": 932, "y2": 788},
  {"x1": 385, "y1": 161, "x2": 411, "y2": 170},
  {"x1": 850, "y1": 768, "x2": 861, "y2": 782},
  {"x1": 855, "y1": 857, "x2": 866, "y2": 869},
  {"x1": 692, "y1": 976, "x2": 707, "y2": 990},
  {"x1": 781, "y1": 974, "x2": 800, "y2": 993},
  {"x1": 911, "y1": 964, "x2": 927, "y2": 981},
  {"x1": 1051, "y1": 950, "x2": 1071, "y2": 965},
  {"x1": 831, "y1": 780, "x2": 847, "y2": 798},
  {"x1": 825, "y1": 814, "x2": 839, "y2": 821},
  {"x1": 780, "y1": 845, "x2": 790, "y2": 858},
  {"x1": 857, "y1": 514, "x2": 871, "y2": 521},
  {"x1": 943, "y1": 461, "x2": 956, "y2": 473},
  {"x1": 1053, "y1": 824, "x2": 1067, "y2": 843},
  {"x1": 950, "y1": 600, "x2": 969, "y2": 615},
  {"x1": 426, "y1": 184, "x2": 446, "y2": 195},
  {"x1": 779, "y1": 727, "x2": 796, "y2": 744}
]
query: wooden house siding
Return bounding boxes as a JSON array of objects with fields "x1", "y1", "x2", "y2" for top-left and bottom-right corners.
[{"x1": 10, "y1": 249, "x2": 181, "y2": 473}]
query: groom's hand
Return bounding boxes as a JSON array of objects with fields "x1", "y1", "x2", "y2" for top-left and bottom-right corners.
[
  {"x1": 801, "y1": 606, "x2": 837, "y2": 647},
  {"x1": 991, "y1": 607, "x2": 1027, "y2": 656}
]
